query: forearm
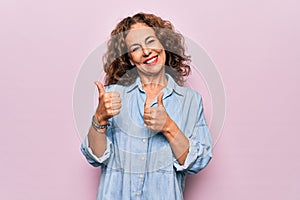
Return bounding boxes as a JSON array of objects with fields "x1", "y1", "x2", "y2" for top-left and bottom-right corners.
[
  {"x1": 163, "y1": 120, "x2": 189, "y2": 165},
  {"x1": 87, "y1": 117, "x2": 108, "y2": 158}
]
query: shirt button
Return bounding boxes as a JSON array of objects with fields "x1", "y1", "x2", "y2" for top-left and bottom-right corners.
[
  {"x1": 142, "y1": 139, "x2": 147, "y2": 143},
  {"x1": 139, "y1": 174, "x2": 144, "y2": 179},
  {"x1": 136, "y1": 191, "x2": 141, "y2": 196},
  {"x1": 141, "y1": 156, "x2": 145, "y2": 160}
]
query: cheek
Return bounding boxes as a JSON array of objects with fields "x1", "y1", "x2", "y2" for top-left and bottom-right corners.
[
  {"x1": 160, "y1": 50, "x2": 166, "y2": 63},
  {"x1": 130, "y1": 53, "x2": 141, "y2": 63}
]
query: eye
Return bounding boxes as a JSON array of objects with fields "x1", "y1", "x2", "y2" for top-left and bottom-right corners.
[
  {"x1": 146, "y1": 39, "x2": 155, "y2": 44},
  {"x1": 131, "y1": 46, "x2": 140, "y2": 52}
]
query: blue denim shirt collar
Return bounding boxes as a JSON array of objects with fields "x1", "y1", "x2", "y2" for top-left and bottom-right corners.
[{"x1": 126, "y1": 73, "x2": 184, "y2": 97}]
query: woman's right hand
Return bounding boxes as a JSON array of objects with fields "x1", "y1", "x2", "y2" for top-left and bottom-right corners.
[{"x1": 94, "y1": 81, "x2": 122, "y2": 123}]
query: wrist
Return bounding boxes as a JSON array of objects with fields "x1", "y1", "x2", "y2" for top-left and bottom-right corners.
[
  {"x1": 162, "y1": 118, "x2": 179, "y2": 137},
  {"x1": 92, "y1": 115, "x2": 110, "y2": 133},
  {"x1": 94, "y1": 114, "x2": 108, "y2": 125}
]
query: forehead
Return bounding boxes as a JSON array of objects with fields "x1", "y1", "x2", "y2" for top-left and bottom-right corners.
[{"x1": 125, "y1": 23, "x2": 156, "y2": 45}]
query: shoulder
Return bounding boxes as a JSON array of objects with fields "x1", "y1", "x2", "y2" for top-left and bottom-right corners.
[
  {"x1": 174, "y1": 85, "x2": 203, "y2": 103},
  {"x1": 168, "y1": 74, "x2": 202, "y2": 101},
  {"x1": 104, "y1": 84, "x2": 128, "y2": 93}
]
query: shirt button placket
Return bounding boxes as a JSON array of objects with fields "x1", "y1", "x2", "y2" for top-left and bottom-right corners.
[{"x1": 136, "y1": 191, "x2": 141, "y2": 197}]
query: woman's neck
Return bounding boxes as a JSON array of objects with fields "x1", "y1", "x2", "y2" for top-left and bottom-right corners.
[
  {"x1": 140, "y1": 73, "x2": 168, "y2": 107},
  {"x1": 140, "y1": 73, "x2": 168, "y2": 90}
]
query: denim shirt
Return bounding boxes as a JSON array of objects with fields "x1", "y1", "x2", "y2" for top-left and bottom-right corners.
[{"x1": 81, "y1": 74, "x2": 212, "y2": 200}]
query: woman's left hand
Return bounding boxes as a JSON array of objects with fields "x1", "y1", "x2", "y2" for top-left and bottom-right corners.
[{"x1": 144, "y1": 93, "x2": 174, "y2": 133}]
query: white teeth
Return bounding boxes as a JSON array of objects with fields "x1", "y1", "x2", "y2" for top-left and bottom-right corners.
[{"x1": 146, "y1": 57, "x2": 156, "y2": 64}]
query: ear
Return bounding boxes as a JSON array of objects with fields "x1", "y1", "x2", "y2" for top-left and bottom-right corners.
[
  {"x1": 129, "y1": 60, "x2": 135, "y2": 66},
  {"x1": 128, "y1": 56, "x2": 135, "y2": 66}
]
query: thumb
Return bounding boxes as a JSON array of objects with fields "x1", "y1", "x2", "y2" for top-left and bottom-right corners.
[
  {"x1": 157, "y1": 92, "x2": 164, "y2": 107},
  {"x1": 94, "y1": 81, "x2": 105, "y2": 96}
]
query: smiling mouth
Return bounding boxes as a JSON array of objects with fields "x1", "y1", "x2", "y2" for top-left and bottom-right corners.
[{"x1": 143, "y1": 55, "x2": 158, "y2": 66}]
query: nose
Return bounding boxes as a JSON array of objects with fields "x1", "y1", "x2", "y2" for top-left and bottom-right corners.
[{"x1": 142, "y1": 47, "x2": 151, "y2": 57}]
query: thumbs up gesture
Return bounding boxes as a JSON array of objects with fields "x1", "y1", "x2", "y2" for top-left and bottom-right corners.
[
  {"x1": 94, "y1": 81, "x2": 122, "y2": 123},
  {"x1": 144, "y1": 92, "x2": 172, "y2": 132}
]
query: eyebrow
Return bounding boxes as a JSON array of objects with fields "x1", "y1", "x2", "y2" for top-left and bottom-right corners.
[{"x1": 128, "y1": 35, "x2": 155, "y2": 48}]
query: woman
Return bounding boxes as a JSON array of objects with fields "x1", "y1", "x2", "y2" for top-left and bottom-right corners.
[{"x1": 81, "y1": 13, "x2": 212, "y2": 200}]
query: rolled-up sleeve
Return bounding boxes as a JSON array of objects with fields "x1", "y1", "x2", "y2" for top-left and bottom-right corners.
[
  {"x1": 173, "y1": 92, "x2": 213, "y2": 174},
  {"x1": 80, "y1": 128, "x2": 112, "y2": 167}
]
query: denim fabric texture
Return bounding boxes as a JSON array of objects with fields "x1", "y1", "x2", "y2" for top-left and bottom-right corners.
[{"x1": 81, "y1": 74, "x2": 212, "y2": 200}]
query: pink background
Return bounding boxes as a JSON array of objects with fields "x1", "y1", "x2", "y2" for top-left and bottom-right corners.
[{"x1": 1, "y1": 0, "x2": 299, "y2": 199}]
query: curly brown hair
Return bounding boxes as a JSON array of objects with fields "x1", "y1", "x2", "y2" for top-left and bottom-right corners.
[{"x1": 103, "y1": 12, "x2": 191, "y2": 86}]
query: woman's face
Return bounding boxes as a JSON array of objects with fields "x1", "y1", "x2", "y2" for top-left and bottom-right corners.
[{"x1": 125, "y1": 23, "x2": 166, "y2": 78}]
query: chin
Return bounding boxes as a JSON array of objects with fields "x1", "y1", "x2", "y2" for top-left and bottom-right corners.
[{"x1": 139, "y1": 65, "x2": 165, "y2": 76}]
